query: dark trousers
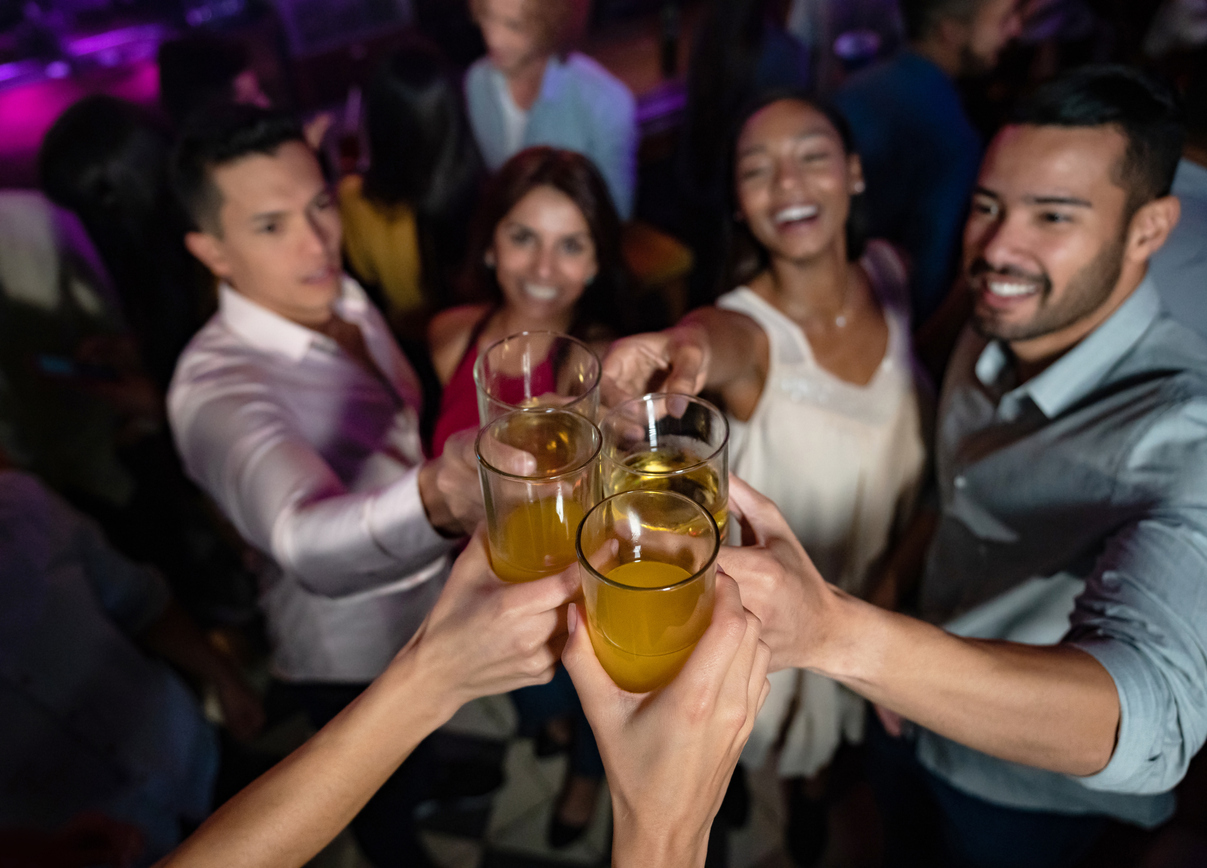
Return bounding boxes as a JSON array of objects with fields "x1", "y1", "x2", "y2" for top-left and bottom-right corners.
[
  {"x1": 865, "y1": 711, "x2": 1107, "y2": 868},
  {"x1": 276, "y1": 680, "x2": 435, "y2": 868}
]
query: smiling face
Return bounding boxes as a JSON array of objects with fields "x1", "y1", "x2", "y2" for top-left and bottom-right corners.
[
  {"x1": 964, "y1": 124, "x2": 1136, "y2": 348},
  {"x1": 475, "y1": 0, "x2": 546, "y2": 77},
  {"x1": 734, "y1": 99, "x2": 863, "y2": 265},
  {"x1": 490, "y1": 184, "x2": 597, "y2": 322},
  {"x1": 184, "y1": 141, "x2": 342, "y2": 326}
]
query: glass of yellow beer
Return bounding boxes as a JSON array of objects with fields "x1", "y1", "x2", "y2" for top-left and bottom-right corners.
[
  {"x1": 476, "y1": 408, "x2": 601, "y2": 583},
  {"x1": 577, "y1": 489, "x2": 719, "y2": 692},
  {"x1": 600, "y1": 393, "x2": 730, "y2": 541},
  {"x1": 474, "y1": 331, "x2": 601, "y2": 426}
]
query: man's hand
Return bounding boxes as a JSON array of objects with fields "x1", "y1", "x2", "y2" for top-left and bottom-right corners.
[
  {"x1": 563, "y1": 572, "x2": 770, "y2": 868},
  {"x1": 419, "y1": 429, "x2": 485, "y2": 537},
  {"x1": 407, "y1": 528, "x2": 580, "y2": 716},
  {"x1": 601, "y1": 324, "x2": 710, "y2": 406},
  {"x1": 716, "y1": 475, "x2": 839, "y2": 672}
]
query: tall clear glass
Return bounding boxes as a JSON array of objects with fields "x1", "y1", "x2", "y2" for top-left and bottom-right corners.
[
  {"x1": 577, "y1": 489, "x2": 719, "y2": 692},
  {"x1": 476, "y1": 408, "x2": 601, "y2": 584},
  {"x1": 600, "y1": 393, "x2": 730, "y2": 541},
  {"x1": 473, "y1": 331, "x2": 601, "y2": 425}
]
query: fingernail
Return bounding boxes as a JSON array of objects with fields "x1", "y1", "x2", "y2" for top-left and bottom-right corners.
[{"x1": 567, "y1": 602, "x2": 578, "y2": 635}]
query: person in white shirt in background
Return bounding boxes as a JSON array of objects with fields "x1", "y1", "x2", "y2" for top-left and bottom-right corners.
[
  {"x1": 166, "y1": 104, "x2": 484, "y2": 868},
  {"x1": 464, "y1": 0, "x2": 638, "y2": 218}
]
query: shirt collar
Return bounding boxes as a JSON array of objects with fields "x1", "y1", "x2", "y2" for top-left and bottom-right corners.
[
  {"x1": 218, "y1": 275, "x2": 368, "y2": 361},
  {"x1": 975, "y1": 277, "x2": 1162, "y2": 418}
]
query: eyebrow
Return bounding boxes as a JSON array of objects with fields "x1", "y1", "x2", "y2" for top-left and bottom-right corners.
[
  {"x1": 737, "y1": 130, "x2": 832, "y2": 159},
  {"x1": 250, "y1": 210, "x2": 288, "y2": 223},
  {"x1": 973, "y1": 186, "x2": 1092, "y2": 208}
]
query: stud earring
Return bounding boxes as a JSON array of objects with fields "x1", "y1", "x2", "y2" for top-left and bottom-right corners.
[{"x1": 853, "y1": 180, "x2": 867, "y2": 194}]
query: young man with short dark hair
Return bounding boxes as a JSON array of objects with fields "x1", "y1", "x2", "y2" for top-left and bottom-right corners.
[{"x1": 167, "y1": 105, "x2": 482, "y2": 867}]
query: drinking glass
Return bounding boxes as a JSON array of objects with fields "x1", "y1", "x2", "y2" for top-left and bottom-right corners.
[
  {"x1": 600, "y1": 393, "x2": 730, "y2": 541},
  {"x1": 577, "y1": 489, "x2": 719, "y2": 692},
  {"x1": 476, "y1": 408, "x2": 601, "y2": 584},
  {"x1": 474, "y1": 331, "x2": 601, "y2": 426}
]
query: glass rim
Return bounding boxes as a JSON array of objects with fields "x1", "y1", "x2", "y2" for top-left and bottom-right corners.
[
  {"x1": 475, "y1": 407, "x2": 602, "y2": 481},
  {"x1": 601, "y1": 392, "x2": 730, "y2": 473},
  {"x1": 575, "y1": 489, "x2": 721, "y2": 593},
  {"x1": 472, "y1": 330, "x2": 602, "y2": 415}
]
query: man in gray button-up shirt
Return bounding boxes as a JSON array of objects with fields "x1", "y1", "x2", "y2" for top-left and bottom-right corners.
[{"x1": 719, "y1": 65, "x2": 1207, "y2": 867}]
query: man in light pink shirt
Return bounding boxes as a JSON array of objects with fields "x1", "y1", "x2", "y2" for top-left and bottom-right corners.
[{"x1": 167, "y1": 105, "x2": 482, "y2": 867}]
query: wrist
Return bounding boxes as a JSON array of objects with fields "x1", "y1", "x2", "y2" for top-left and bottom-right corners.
[
  {"x1": 417, "y1": 460, "x2": 459, "y2": 537},
  {"x1": 395, "y1": 628, "x2": 465, "y2": 726},
  {"x1": 611, "y1": 809, "x2": 709, "y2": 868},
  {"x1": 807, "y1": 588, "x2": 889, "y2": 689}
]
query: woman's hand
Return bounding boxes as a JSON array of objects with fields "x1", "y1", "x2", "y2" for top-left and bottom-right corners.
[
  {"x1": 601, "y1": 323, "x2": 710, "y2": 406},
  {"x1": 562, "y1": 572, "x2": 770, "y2": 868},
  {"x1": 407, "y1": 528, "x2": 580, "y2": 719}
]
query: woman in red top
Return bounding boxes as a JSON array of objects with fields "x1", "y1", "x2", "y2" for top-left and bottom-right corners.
[
  {"x1": 426, "y1": 146, "x2": 628, "y2": 846},
  {"x1": 428, "y1": 146, "x2": 626, "y2": 457}
]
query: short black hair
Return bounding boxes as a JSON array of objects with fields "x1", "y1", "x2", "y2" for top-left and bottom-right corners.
[
  {"x1": 170, "y1": 103, "x2": 305, "y2": 234},
  {"x1": 900, "y1": 0, "x2": 985, "y2": 42},
  {"x1": 1013, "y1": 64, "x2": 1184, "y2": 216}
]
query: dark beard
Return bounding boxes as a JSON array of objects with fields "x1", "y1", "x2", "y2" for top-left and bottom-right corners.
[{"x1": 972, "y1": 235, "x2": 1126, "y2": 343}]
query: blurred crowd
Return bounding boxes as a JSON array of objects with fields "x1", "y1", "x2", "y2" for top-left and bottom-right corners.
[{"x1": 3, "y1": 0, "x2": 1207, "y2": 867}]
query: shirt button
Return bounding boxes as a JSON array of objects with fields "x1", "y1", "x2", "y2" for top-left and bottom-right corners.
[{"x1": 954, "y1": 475, "x2": 967, "y2": 489}]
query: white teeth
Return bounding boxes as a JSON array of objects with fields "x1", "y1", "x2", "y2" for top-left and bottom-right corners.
[
  {"x1": 523, "y1": 283, "x2": 560, "y2": 302},
  {"x1": 987, "y1": 281, "x2": 1037, "y2": 298},
  {"x1": 775, "y1": 205, "x2": 819, "y2": 224}
]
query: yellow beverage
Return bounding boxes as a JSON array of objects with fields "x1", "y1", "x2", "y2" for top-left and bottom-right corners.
[
  {"x1": 489, "y1": 497, "x2": 585, "y2": 583},
  {"x1": 609, "y1": 449, "x2": 728, "y2": 539},
  {"x1": 588, "y1": 560, "x2": 710, "y2": 692}
]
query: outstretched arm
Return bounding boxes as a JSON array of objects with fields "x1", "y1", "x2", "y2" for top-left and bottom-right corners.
[
  {"x1": 156, "y1": 531, "x2": 579, "y2": 868},
  {"x1": 719, "y1": 476, "x2": 1121, "y2": 778},
  {"x1": 601, "y1": 307, "x2": 764, "y2": 405}
]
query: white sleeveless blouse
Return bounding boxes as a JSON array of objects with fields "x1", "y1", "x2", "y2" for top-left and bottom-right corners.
[{"x1": 717, "y1": 240, "x2": 929, "y2": 776}]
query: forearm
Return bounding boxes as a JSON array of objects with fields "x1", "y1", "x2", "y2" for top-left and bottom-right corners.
[
  {"x1": 812, "y1": 592, "x2": 1120, "y2": 776},
  {"x1": 158, "y1": 652, "x2": 454, "y2": 868},
  {"x1": 274, "y1": 468, "x2": 454, "y2": 595}
]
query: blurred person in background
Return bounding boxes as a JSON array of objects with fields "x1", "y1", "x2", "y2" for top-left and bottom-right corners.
[
  {"x1": 605, "y1": 90, "x2": 928, "y2": 866},
  {"x1": 833, "y1": 0, "x2": 1023, "y2": 322},
  {"x1": 36, "y1": 95, "x2": 258, "y2": 625},
  {"x1": 677, "y1": 0, "x2": 811, "y2": 306},
  {"x1": 168, "y1": 105, "x2": 485, "y2": 868},
  {"x1": 426, "y1": 146, "x2": 628, "y2": 846},
  {"x1": 465, "y1": 0, "x2": 637, "y2": 218},
  {"x1": 1149, "y1": 47, "x2": 1207, "y2": 336},
  {"x1": 338, "y1": 39, "x2": 484, "y2": 337},
  {"x1": 0, "y1": 456, "x2": 262, "y2": 865}
]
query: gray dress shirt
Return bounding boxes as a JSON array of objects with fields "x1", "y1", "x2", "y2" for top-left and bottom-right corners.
[{"x1": 914, "y1": 278, "x2": 1207, "y2": 827}]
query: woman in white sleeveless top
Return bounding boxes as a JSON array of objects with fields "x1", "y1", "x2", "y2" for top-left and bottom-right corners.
[{"x1": 604, "y1": 92, "x2": 929, "y2": 857}]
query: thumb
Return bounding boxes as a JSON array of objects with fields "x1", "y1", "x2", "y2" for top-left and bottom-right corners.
[{"x1": 561, "y1": 603, "x2": 618, "y2": 718}]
